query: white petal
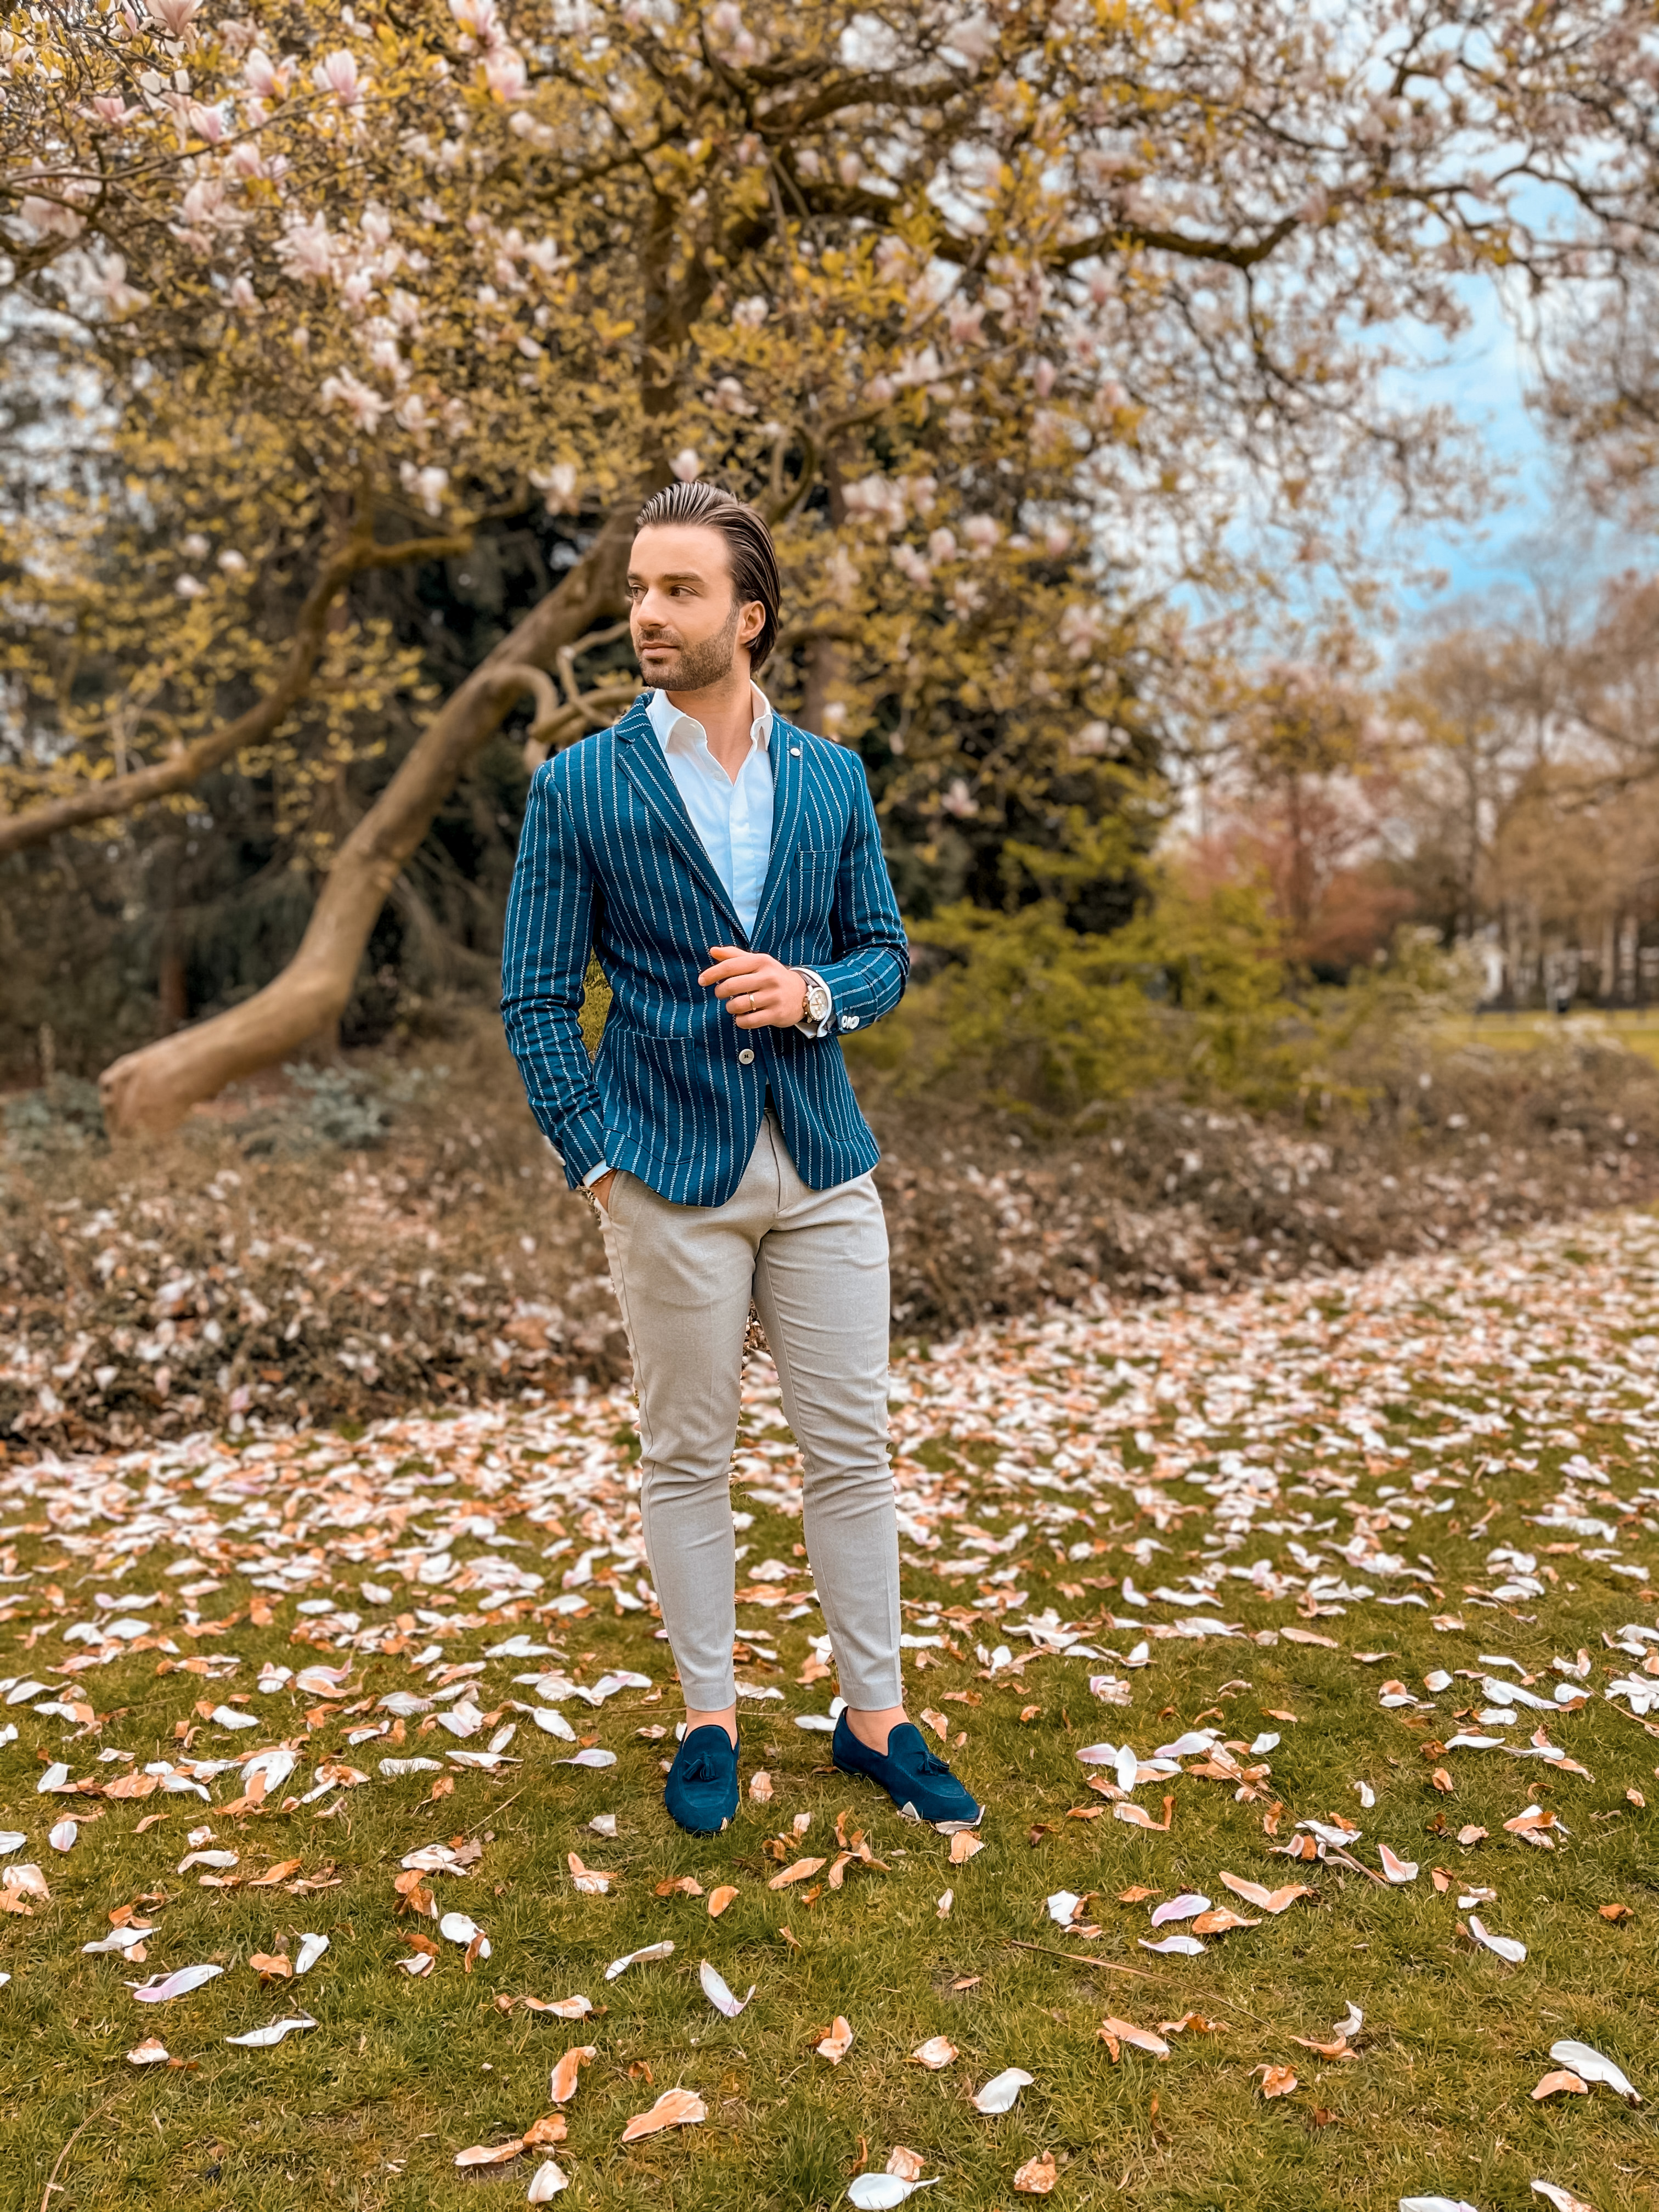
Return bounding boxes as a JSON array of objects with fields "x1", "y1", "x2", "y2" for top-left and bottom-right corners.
[
  {"x1": 294, "y1": 1933, "x2": 328, "y2": 1975},
  {"x1": 970, "y1": 2066, "x2": 1034, "y2": 2114},
  {"x1": 848, "y1": 2180, "x2": 938, "y2": 2209},
  {"x1": 698, "y1": 1960, "x2": 753, "y2": 2018},
  {"x1": 527, "y1": 2160, "x2": 569, "y2": 2201},
  {"x1": 1139, "y1": 1934, "x2": 1206, "y2": 1956},
  {"x1": 225, "y1": 2014, "x2": 317, "y2": 2048},
  {"x1": 1549, "y1": 2040, "x2": 1639, "y2": 2102}
]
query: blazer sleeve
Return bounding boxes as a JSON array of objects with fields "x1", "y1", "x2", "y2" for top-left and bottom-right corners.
[
  {"x1": 810, "y1": 753, "x2": 910, "y2": 1028},
  {"x1": 499, "y1": 764, "x2": 611, "y2": 1187}
]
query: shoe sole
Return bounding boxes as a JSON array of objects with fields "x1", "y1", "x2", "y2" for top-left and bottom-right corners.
[
  {"x1": 664, "y1": 1810, "x2": 732, "y2": 1837},
  {"x1": 834, "y1": 1759, "x2": 984, "y2": 1835}
]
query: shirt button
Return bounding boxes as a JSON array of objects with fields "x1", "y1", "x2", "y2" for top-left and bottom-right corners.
[{"x1": 737, "y1": 1048, "x2": 755, "y2": 1065}]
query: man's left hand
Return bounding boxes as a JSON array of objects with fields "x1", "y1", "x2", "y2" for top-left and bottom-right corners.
[{"x1": 701, "y1": 947, "x2": 808, "y2": 1029}]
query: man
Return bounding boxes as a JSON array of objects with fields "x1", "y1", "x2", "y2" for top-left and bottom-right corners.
[{"x1": 501, "y1": 481, "x2": 980, "y2": 1837}]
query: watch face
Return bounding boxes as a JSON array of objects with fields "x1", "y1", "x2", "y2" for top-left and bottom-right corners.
[{"x1": 808, "y1": 982, "x2": 831, "y2": 1019}]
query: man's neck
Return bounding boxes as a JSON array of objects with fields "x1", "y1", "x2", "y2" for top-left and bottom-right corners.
[{"x1": 664, "y1": 663, "x2": 758, "y2": 783}]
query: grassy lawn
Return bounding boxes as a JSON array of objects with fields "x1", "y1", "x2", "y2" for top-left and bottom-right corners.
[
  {"x1": 1444, "y1": 1010, "x2": 1659, "y2": 1073},
  {"x1": 4, "y1": 1211, "x2": 1659, "y2": 2212}
]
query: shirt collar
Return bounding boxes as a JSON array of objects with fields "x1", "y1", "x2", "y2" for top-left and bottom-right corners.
[{"x1": 646, "y1": 681, "x2": 773, "y2": 760}]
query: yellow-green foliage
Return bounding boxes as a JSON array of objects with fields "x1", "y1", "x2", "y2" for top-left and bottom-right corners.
[{"x1": 873, "y1": 889, "x2": 1475, "y2": 1120}]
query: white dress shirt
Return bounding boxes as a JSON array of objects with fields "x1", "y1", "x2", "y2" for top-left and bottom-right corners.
[
  {"x1": 647, "y1": 681, "x2": 776, "y2": 934},
  {"x1": 581, "y1": 684, "x2": 832, "y2": 1190}
]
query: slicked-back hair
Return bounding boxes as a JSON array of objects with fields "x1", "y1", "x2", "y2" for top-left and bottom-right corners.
[{"x1": 634, "y1": 480, "x2": 781, "y2": 670}]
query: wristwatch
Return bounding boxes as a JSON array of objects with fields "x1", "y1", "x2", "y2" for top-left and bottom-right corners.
[{"x1": 798, "y1": 970, "x2": 833, "y2": 1026}]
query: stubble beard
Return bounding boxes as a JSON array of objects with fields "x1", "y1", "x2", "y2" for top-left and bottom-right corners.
[{"x1": 637, "y1": 602, "x2": 742, "y2": 695}]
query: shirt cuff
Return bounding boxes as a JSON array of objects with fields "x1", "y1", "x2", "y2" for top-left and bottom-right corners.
[
  {"x1": 793, "y1": 968, "x2": 835, "y2": 1037},
  {"x1": 582, "y1": 1159, "x2": 612, "y2": 1187}
]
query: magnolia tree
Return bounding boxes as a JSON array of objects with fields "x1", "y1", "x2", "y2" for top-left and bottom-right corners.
[{"x1": 3, "y1": 0, "x2": 1658, "y2": 1130}]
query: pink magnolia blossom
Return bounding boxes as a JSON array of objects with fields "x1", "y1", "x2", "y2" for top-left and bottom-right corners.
[
  {"x1": 319, "y1": 370, "x2": 388, "y2": 432},
  {"x1": 926, "y1": 527, "x2": 958, "y2": 563},
  {"x1": 670, "y1": 448, "x2": 702, "y2": 483},
  {"x1": 394, "y1": 392, "x2": 431, "y2": 435},
  {"x1": 244, "y1": 49, "x2": 290, "y2": 100},
  {"x1": 963, "y1": 514, "x2": 1000, "y2": 556},
  {"x1": 145, "y1": 0, "x2": 201, "y2": 37},
  {"x1": 313, "y1": 50, "x2": 366, "y2": 109},
  {"x1": 186, "y1": 100, "x2": 228, "y2": 144},
  {"x1": 947, "y1": 301, "x2": 985, "y2": 345},
  {"x1": 1032, "y1": 357, "x2": 1056, "y2": 397},
  {"x1": 229, "y1": 275, "x2": 259, "y2": 312},
  {"x1": 483, "y1": 47, "x2": 528, "y2": 101},
  {"x1": 449, "y1": 0, "x2": 501, "y2": 38},
  {"x1": 943, "y1": 16, "x2": 997, "y2": 66},
  {"x1": 531, "y1": 461, "x2": 579, "y2": 511},
  {"x1": 93, "y1": 256, "x2": 149, "y2": 318},
  {"x1": 88, "y1": 96, "x2": 144, "y2": 127},
  {"x1": 400, "y1": 461, "x2": 449, "y2": 515},
  {"x1": 891, "y1": 544, "x2": 932, "y2": 588},
  {"x1": 227, "y1": 142, "x2": 267, "y2": 181},
  {"x1": 20, "y1": 195, "x2": 84, "y2": 242},
  {"x1": 276, "y1": 214, "x2": 336, "y2": 284}
]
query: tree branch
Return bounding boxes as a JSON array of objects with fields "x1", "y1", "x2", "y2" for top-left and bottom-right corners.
[{"x1": 0, "y1": 524, "x2": 472, "y2": 859}]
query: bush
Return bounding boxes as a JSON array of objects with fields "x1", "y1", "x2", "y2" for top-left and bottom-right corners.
[{"x1": 865, "y1": 879, "x2": 1479, "y2": 1121}]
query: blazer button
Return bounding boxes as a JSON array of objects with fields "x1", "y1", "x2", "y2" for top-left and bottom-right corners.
[{"x1": 737, "y1": 1048, "x2": 755, "y2": 1065}]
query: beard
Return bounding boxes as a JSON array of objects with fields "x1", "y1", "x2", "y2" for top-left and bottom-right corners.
[{"x1": 635, "y1": 601, "x2": 742, "y2": 692}]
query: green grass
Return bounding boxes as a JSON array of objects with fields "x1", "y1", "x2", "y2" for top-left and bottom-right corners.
[
  {"x1": 4, "y1": 1210, "x2": 1659, "y2": 2212},
  {"x1": 1442, "y1": 1009, "x2": 1659, "y2": 1071}
]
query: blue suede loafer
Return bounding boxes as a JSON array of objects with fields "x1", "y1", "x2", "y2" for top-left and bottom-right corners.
[
  {"x1": 664, "y1": 1723, "x2": 740, "y2": 1836},
  {"x1": 832, "y1": 1712, "x2": 983, "y2": 1832}
]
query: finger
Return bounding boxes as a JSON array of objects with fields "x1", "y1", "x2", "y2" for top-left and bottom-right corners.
[
  {"x1": 713, "y1": 973, "x2": 766, "y2": 1001},
  {"x1": 698, "y1": 956, "x2": 752, "y2": 986}
]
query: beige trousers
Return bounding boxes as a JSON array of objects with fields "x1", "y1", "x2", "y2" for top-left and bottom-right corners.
[{"x1": 599, "y1": 1113, "x2": 900, "y2": 1711}]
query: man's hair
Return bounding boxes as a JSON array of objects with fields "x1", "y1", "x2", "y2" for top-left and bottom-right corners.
[{"x1": 634, "y1": 480, "x2": 781, "y2": 670}]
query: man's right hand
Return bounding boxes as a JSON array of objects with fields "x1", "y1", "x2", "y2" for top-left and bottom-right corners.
[{"x1": 590, "y1": 1169, "x2": 619, "y2": 1213}]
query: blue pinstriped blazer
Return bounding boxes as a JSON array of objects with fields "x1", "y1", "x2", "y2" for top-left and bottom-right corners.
[{"x1": 500, "y1": 693, "x2": 909, "y2": 1206}]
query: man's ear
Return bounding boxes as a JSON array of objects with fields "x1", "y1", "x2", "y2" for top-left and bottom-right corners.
[{"x1": 737, "y1": 600, "x2": 765, "y2": 647}]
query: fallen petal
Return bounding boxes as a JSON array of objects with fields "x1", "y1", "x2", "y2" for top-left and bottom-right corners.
[
  {"x1": 1531, "y1": 2183, "x2": 1596, "y2": 2212},
  {"x1": 1013, "y1": 2151, "x2": 1057, "y2": 2196},
  {"x1": 815, "y1": 2015, "x2": 855, "y2": 2063},
  {"x1": 1532, "y1": 2072, "x2": 1589, "y2": 2100},
  {"x1": 225, "y1": 2014, "x2": 317, "y2": 2048},
  {"x1": 1548, "y1": 2040, "x2": 1640, "y2": 2103},
  {"x1": 620, "y1": 2087, "x2": 707, "y2": 2141},
  {"x1": 708, "y1": 1886, "x2": 738, "y2": 1918},
  {"x1": 549, "y1": 2044, "x2": 598, "y2": 2103},
  {"x1": 606, "y1": 1941, "x2": 674, "y2": 1982},
  {"x1": 848, "y1": 2179, "x2": 936, "y2": 2210},
  {"x1": 294, "y1": 1933, "x2": 329, "y2": 1976},
  {"x1": 527, "y1": 2159, "x2": 569, "y2": 2202},
  {"x1": 126, "y1": 2036, "x2": 170, "y2": 2066},
  {"x1": 910, "y1": 2035, "x2": 957, "y2": 2069},
  {"x1": 971, "y1": 2067, "x2": 1034, "y2": 2115},
  {"x1": 128, "y1": 1963, "x2": 224, "y2": 2003},
  {"x1": 698, "y1": 1961, "x2": 753, "y2": 2019},
  {"x1": 1150, "y1": 1893, "x2": 1210, "y2": 1928}
]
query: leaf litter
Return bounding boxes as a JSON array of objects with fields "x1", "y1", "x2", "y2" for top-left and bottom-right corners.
[{"x1": 9, "y1": 1211, "x2": 1659, "y2": 2192}]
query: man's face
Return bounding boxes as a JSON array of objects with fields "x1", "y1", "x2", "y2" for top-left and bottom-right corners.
[{"x1": 628, "y1": 522, "x2": 763, "y2": 693}]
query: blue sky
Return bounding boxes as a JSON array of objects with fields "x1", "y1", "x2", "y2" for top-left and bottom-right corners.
[{"x1": 1386, "y1": 277, "x2": 1649, "y2": 622}]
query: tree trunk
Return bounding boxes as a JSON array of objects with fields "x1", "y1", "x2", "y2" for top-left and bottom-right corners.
[{"x1": 99, "y1": 510, "x2": 635, "y2": 1135}]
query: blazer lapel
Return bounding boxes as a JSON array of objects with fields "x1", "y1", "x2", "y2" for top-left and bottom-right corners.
[
  {"x1": 613, "y1": 697, "x2": 747, "y2": 940},
  {"x1": 748, "y1": 715, "x2": 808, "y2": 945}
]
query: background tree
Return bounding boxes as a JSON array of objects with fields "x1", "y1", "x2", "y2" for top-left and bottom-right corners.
[{"x1": 7, "y1": 0, "x2": 1659, "y2": 1125}]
